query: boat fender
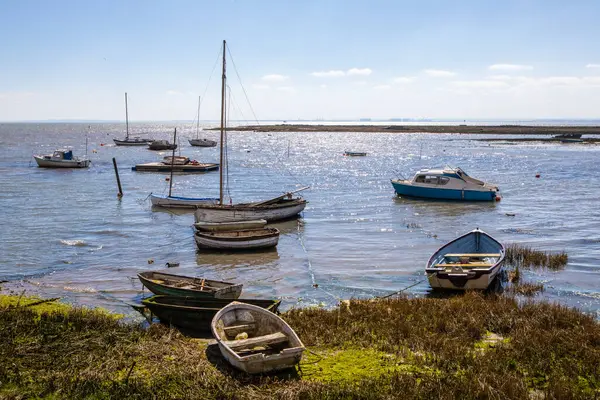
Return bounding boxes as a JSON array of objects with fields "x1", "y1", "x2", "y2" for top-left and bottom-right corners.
[
  {"x1": 165, "y1": 177, "x2": 170, "y2": 181},
  {"x1": 495, "y1": 195, "x2": 501, "y2": 202},
  {"x1": 535, "y1": 173, "x2": 541, "y2": 178}
]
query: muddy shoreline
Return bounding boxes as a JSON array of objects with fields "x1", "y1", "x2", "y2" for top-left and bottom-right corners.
[{"x1": 220, "y1": 124, "x2": 600, "y2": 135}]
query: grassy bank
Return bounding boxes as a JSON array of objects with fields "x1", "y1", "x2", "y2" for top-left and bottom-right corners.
[
  {"x1": 1, "y1": 293, "x2": 599, "y2": 399},
  {"x1": 219, "y1": 124, "x2": 600, "y2": 135}
]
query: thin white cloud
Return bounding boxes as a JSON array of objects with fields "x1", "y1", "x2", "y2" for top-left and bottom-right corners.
[
  {"x1": 539, "y1": 76, "x2": 581, "y2": 86},
  {"x1": 352, "y1": 81, "x2": 368, "y2": 86},
  {"x1": 252, "y1": 84, "x2": 270, "y2": 90},
  {"x1": 373, "y1": 84, "x2": 391, "y2": 90},
  {"x1": 276, "y1": 86, "x2": 296, "y2": 93},
  {"x1": 320, "y1": 84, "x2": 327, "y2": 89},
  {"x1": 393, "y1": 76, "x2": 415, "y2": 84},
  {"x1": 261, "y1": 74, "x2": 289, "y2": 82},
  {"x1": 347, "y1": 68, "x2": 372, "y2": 76},
  {"x1": 585, "y1": 64, "x2": 600, "y2": 69},
  {"x1": 489, "y1": 75, "x2": 513, "y2": 81},
  {"x1": 424, "y1": 69, "x2": 456, "y2": 77},
  {"x1": 488, "y1": 64, "x2": 533, "y2": 71},
  {"x1": 451, "y1": 80, "x2": 509, "y2": 89},
  {"x1": 310, "y1": 70, "x2": 346, "y2": 78},
  {"x1": 166, "y1": 90, "x2": 182, "y2": 95}
]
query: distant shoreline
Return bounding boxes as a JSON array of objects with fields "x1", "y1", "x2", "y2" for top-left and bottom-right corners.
[{"x1": 220, "y1": 124, "x2": 600, "y2": 135}]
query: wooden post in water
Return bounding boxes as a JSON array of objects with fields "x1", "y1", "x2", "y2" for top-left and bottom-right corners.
[
  {"x1": 168, "y1": 128, "x2": 176, "y2": 197},
  {"x1": 112, "y1": 157, "x2": 123, "y2": 197}
]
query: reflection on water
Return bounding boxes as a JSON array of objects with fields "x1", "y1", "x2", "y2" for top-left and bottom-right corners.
[{"x1": 0, "y1": 123, "x2": 599, "y2": 317}]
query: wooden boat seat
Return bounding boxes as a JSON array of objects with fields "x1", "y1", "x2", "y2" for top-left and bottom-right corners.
[
  {"x1": 223, "y1": 323, "x2": 256, "y2": 337},
  {"x1": 444, "y1": 253, "x2": 500, "y2": 258},
  {"x1": 224, "y1": 332, "x2": 288, "y2": 351},
  {"x1": 434, "y1": 262, "x2": 493, "y2": 268}
]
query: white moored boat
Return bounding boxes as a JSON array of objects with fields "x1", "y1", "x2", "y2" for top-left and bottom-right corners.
[
  {"x1": 194, "y1": 228, "x2": 280, "y2": 250},
  {"x1": 189, "y1": 96, "x2": 217, "y2": 147},
  {"x1": 211, "y1": 301, "x2": 305, "y2": 374},
  {"x1": 193, "y1": 40, "x2": 308, "y2": 224},
  {"x1": 391, "y1": 166, "x2": 499, "y2": 201},
  {"x1": 33, "y1": 149, "x2": 91, "y2": 168},
  {"x1": 113, "y1": 93, "x2": 154, "y2": 146},
  {"x1": 426, "y1": 228, "x2": 505, "y2": 290}
]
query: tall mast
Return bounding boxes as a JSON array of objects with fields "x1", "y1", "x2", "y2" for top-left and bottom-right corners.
[
  {"x1": 219, "y1": 40, "x2": 226, "y2": 205},
  {"x1": 196, "y1": 96, "x2": 201, "y2": 139},
  {"x1": 125, "y1": 92, "x2": 130, "y2": 140},
  {"x1": 168, "y1": 128, "x2": 176, "y2": 197}
]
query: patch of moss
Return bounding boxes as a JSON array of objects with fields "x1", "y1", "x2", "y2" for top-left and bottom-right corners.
[
  {"x1": 0, "y1": 294, "x2": 123, "y2": 320},
  {"x1": 300, "y1": 347, "x2": 438, "y2": 383}
]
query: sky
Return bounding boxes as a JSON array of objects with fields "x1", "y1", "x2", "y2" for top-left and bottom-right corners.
[{"x1": 1, "y1": 0, "x2": 600, "y2": 121}]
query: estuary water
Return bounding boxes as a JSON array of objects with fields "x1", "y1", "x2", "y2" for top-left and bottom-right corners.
[{"x1": 0, "y1": 123, "x2": 599, "y2": 318}]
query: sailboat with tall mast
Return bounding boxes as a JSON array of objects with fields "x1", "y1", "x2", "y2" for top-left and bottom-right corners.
[
  {"x1": 113, "y1": 92, "x2": 154, "y2": 146},
  {"x1": 189, "y1": 96, "x2": 217, "y2": 147},
  {"x1": 193, "y1": 40, "x2": 308, "y2": 224},
  {"x1": 150, "y1": 128, "x2": 219, "y2": 208}
]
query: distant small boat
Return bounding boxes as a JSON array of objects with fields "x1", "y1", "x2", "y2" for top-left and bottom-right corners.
[
  {"x1": 33, "y1": 149, "x2": 91, "y2": 168},
  {"x1": 426, "y1": 228, "x2": 505, "y2": 290},
  {"x1": 113, "y1": 93, "x2": 154, "y2": 146},
  {"x1": 211, "y1": 301, "x2": 305, "y2": 374},
  {"x1": 133, "y1": 162, "x2": 219, "y2": 173},
  {"x1": 553, "y1": 133, "x2": 582, "y2": 139},
  {"x1": 560, "y1": 138, "x2": 584, "y2": 143},
  {"x1": 344, "y1": 151, "x2": 367, "y2": 156},
  {"x1": 142, "y1": 295, "x2": 281, "y2": 332},
  {"x1": 138, "y1": 271, "x2": 242, "y2": 299},
  {"x1": 194, "y1": 219, "x2": 267, "y2": 232},
  {"x1": 391, "y1": 166, "x2": 499, "y2": 201},
  {"x1": 189, "y1": 96, "x2": 217, "y2": 147},
  {"x1": 194, "y1": 228, "x2": 280, "y2": 251},
  {"x1": 148, "y1": 140, "x2": 177, "y2": 151}
]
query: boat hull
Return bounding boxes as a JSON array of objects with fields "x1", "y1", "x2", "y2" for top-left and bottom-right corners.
[
  {"x1": 142, "y1": 296, "x2": 281, "y2": 332},
  {"x1": 189, "y1": 139, "x2": 217, "y2": 147},
  {"x1": 392, "y1": 181, "x2": 497, "y2": 201},
  {"x1": 34, "y1": 156, "x2": 91, "y2": 168},
  {"x1": 150, "y1": 194, "x2": 219, "y2": 208},
  {"x1": 113, "y1": 139, "x2": 152, "y2": 146},
  {"x1": 426, "y1": 229, "x2": 505, "y2": 290},
  {"x1": 194, "y1": 199, "x2": 307, "y2": 223},
  {"x1": 194, "y1": 219, "x2": 267, "y2": 232},
  {"x1": 194, "y1": 228, "x2": 279, "y2": 250},
  {"x1": 132, "y1": 162, "x2": 219, "y2": 173},
  {"x1": 212, "y1": 302, "x2": 305, "y2": 374},
  {"x1": 138, "y1": 272, "x2": 242, "y2": 299}
]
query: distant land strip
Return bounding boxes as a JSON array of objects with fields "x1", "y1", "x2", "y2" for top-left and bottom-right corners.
[{"x1": 219, "y1": 124, "x2": 600, "y2": 135}]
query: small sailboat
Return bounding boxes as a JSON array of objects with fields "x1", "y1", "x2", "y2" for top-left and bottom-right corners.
[
  {"x1": 391, "y1": 166, "x2": 499, "y2": 201},
  {"x1": 138, "y1": 271, "x2": 242, "y2": 299},
  {"x1": 426, "y1": 228, "x2": 505, "y2": 290},
  {"x1": 149, "y1": 128, "x2": 219, "y2": 208},
  {"x1": 189, "y1": 96, "x2": 217, "y2": 147},
  {"x1": 113, "y1": 93, "x2": 154, "y2": 146},
  {"x1": 193, "y1": 40, "x2": 308, "y2": 224},
  {"x1": 141, "y1": 295, "x2": 281, "y2": 333},
  {"x1": 194, "y1": 227, "x2": 280, "y2": 251},
  {"x1": 211, "y1": 301, "x2": 305, "y2": 374},
  {"x1": 34, "y1": 149, "x2": 91, "y2": 168}
]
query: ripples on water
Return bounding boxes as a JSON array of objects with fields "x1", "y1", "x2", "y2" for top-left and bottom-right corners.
[{"x1": 0, "y1": 123, "x2": 599, "y2": 318}]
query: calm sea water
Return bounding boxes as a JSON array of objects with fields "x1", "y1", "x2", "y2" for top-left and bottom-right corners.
[{"x1": 1, "y1": 122, "x2": 599, "y2": 318}]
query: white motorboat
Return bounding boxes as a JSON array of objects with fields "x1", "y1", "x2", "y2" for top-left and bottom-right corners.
[{"x1": 33, "y1": 149, "x2": 90, "y2": 168}]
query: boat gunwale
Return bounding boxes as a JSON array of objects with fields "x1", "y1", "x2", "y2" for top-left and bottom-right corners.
[{"x1": 194, "y1": 227, "x2": 280, "y2": 241}]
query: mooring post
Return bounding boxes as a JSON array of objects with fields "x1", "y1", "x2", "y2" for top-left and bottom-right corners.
[{"x1": 112, "y1": 157, "x2": 123, "y2": 198}]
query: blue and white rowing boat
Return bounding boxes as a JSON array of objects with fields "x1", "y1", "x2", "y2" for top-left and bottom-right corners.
[
  {"x1": 426, "y1": 228, "x2": 505, "y2": 290},
  {"x1": 391, "y1": 166, "x2": 499, "y2": 201}
]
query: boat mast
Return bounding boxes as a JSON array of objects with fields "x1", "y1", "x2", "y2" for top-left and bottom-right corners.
[
  {"x1": 125, "y1": 92, "x2": 130, "y2": 140},
  {"x1": 168, "y1": 127, "x2": 176, "y2": 197},
  {"x1": 219, "y1": 40, "x2": 226, "y2": 205},
  {"x1": 196, "y1": 95, "x2": 201, "y2": 139}
]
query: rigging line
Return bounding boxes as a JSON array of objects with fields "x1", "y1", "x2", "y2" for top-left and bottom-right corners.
[
  {"x1": 226, "y1": 46, "x2": 261, "y2": 125},
  {"x1": 296, "y1": 221, "x2": 340, "y2": 301},
  {"x1": 199, "y1": 45, "x2": 223, "y2": 112},
  {"x1": 226, "y1": 89, "x2": 248, "y2": 124}
]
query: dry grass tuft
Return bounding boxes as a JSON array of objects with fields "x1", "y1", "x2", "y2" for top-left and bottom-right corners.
[{"x1": 505, "y1": 244, "x2": 568, "y2": 270}]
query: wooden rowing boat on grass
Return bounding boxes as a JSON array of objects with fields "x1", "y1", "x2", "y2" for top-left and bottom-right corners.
[
  {"x1": 141, "y1": 295, "x2": 281, "y2": 332},
  {"x1": 211, "y1": 301, "x2": 304, "y2": 374},
  {"x1": 138, "y1": 271, "x2": 242, "y2": 299},
  {"x1": 426, "y1": 228, "x2": 505, "y2": 290}
]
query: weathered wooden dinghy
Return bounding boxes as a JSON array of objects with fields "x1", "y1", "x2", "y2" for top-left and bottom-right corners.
[
  {"x1": 426, "y1": 228, "x2": 505, "y2": 290},
  {"x1": 193, "y1": 219, "x2": 267, "y2": 232},
  {"x1": 211, "y1": 301, "x2": 304, "y2": 374},
  {"x1": 141, "y1": 295, "x2": 280, "y2": 332},
  {"x1": 138, "y1": 271, "x2": 242, "y2": 299},
  {"x1": 194, "y1": 228, "x2": 279, "y2": 250}
]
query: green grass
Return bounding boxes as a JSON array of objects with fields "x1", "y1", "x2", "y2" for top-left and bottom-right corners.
[{"x1": 1, "y1": 293, "x2": 599, "y2": 399}]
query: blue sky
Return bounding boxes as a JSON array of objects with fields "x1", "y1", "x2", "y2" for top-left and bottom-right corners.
[{"x1": 1, "y1": 0, "x2": 600, "y2": 121}]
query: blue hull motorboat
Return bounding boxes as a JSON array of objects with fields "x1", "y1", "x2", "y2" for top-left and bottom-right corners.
[{"x1": 391, "y1": 166, "x2": 499, "y2": 201}]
